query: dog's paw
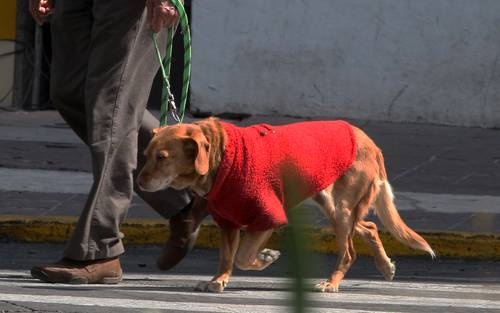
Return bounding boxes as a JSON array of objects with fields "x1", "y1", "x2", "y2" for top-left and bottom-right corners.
[
  {"x1": 376, "y1": 259, "x2": 396, "y2": 281},
  {"x1": 258, "y1": 248, "x2": 281, "y2": 263},
  {"x1": 194, "y1": 280, "x2": 227, "y2": 293},
  {"x1": 314, "y1": 281, "x2": 340, "y2": 293}
]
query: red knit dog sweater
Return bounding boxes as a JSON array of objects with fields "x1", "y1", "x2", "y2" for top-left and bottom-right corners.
[{"x1": 206, "y1": 120, "x2": 357, "y2": 231}]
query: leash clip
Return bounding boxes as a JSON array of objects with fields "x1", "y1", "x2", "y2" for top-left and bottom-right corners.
[{"x1": 167, "y1": 90, "x2": 181, "y2": 124}]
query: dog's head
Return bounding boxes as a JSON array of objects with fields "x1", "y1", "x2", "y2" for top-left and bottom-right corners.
[{"x1": 137, "y1": 124, "x2": 210, "y2": 192}]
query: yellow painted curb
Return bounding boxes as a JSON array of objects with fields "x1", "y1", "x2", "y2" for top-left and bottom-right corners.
[{"x1": 0, "y1": 215, "x2": 498, "y2": 260}]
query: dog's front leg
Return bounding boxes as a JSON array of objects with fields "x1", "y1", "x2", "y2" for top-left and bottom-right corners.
[
  {"x1": 235, "y1": 230, "x2": 280, "y2": 271},
  {"x1": 195, "y1": 228, "x2": 240, "y2": 293}
]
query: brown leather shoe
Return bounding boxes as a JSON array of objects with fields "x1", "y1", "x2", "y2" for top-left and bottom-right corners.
[
  {"x1": 157, "y1": 196, "x2": 208, "y2": 270},
  {"x1": 31, "y1": 257, "x2": 123, "y2": 284}
]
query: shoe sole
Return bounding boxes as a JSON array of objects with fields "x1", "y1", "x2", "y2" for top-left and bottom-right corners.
[{"x1": 31, "y1": 268, "x2": 123, "y2": 284}]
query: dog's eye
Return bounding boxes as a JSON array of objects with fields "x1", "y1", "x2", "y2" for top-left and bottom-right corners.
[{"x1": 156, "y1": 150, "x2": 169, "y2": 161}]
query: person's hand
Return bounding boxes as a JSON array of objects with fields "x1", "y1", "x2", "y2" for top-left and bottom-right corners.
[
  {"x1": 146, "y1": 0, "x2": 180, "y2": 33},
  {"x1": 29, "y1": 0, "x2": 54, "y2": 25}
]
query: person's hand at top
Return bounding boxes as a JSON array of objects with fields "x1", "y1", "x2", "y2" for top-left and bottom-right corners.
[
  {"x1": 29, "y1": 0, "x2": 54, "y2": 25},
  {"x1": 146, "y1": 0, "x2": 180, "y2": 33}
]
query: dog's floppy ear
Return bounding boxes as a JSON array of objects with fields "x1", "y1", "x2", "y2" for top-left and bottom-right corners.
[{"x1": 183, "y1": 130, "x2": 210, "y2": 175}]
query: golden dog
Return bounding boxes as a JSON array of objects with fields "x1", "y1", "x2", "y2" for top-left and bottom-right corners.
[{"x1": 137, "y1": 118, "x2": 434, "y2": 293}]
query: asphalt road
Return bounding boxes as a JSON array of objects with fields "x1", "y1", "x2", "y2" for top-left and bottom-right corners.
[
  {"x1": 1, "y1": 111, "x2": 499, "y2": 311},
  {"x1": 0, "y1": 243, "x2": 498, "y2": 313}
]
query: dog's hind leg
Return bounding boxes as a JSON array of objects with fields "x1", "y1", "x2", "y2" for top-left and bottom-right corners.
[
  {"x1": 314, "y1": 187, "x2": 395, "y2": 281},
  {"x1": 353, "y1": 179, "x2": 396, "y2": 281},
  {"x1": 235, "y1": 229, "x2": 280, "y2": 271},
  {"x1": 314, "y1": 194, "x2": 356, "y2": 293},
  {"x1": 313, "y1": 186, "x2": 336, "y2": 228},
  {"x1": 355, "y1": 221, "x2": 396, "y2": 280}
]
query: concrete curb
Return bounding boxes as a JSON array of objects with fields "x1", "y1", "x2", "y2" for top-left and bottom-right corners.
[{"x1": 0, "y1": 215, "x2": 498, "y2": 260}]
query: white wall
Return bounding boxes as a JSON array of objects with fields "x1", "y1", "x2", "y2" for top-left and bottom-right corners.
[
  {"x1": 0, "y1": 41, "x2": 15, "y2": 108},
  {"x1": 191, "y1": 0, "x2": 500, "y2": 127}
]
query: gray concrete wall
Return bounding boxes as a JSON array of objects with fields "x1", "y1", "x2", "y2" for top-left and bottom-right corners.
[{"x1": 191, "y1": 0, "x2": 500, "y2": 127}]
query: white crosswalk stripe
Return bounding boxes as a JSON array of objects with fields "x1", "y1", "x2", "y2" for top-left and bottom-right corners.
[{"x1": 0, "y1": 271, "x2": 499, "y2": 313}]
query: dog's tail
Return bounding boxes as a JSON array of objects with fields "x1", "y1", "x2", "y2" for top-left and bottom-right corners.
[{"x1": 373, "y1": 155, "x2": 435, "y2": 258}]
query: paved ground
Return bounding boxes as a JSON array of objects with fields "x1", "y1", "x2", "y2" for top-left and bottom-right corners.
[
  {"x1": 0, "y1": 243, "x2": 499, "y2": 313},
  {"x1": 0, "y1": 110, "x2": 499, "y2": 312},
  {"x1": 0, "y1": 110, "x2": 499, "y2": 258}
]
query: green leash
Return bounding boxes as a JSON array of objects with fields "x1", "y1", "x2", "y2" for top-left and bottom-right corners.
[{"x1": 152, "y1": 0, "x2": 191, "y2": 126}]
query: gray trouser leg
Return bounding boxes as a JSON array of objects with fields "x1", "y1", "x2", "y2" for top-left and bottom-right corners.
[{"x1": 50, "y1": 0, "x2": 190, "y2": 260}]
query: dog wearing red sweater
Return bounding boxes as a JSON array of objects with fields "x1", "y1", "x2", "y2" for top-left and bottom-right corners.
[{"x1": 137, "y1": 118, "x2": 435, "y2": 293}]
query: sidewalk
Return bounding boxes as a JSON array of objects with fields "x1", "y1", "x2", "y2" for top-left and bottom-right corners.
[{"x1": 0, "y1": 110, "x2": 499, "y2": 259}]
